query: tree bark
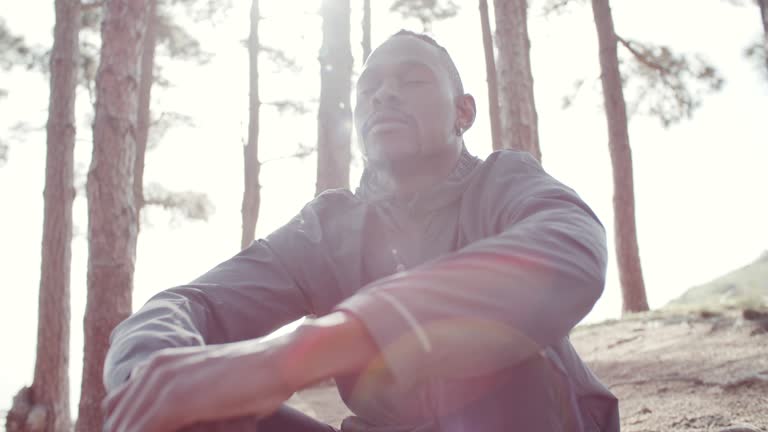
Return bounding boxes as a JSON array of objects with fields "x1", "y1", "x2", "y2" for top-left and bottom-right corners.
[
  {"x1": 591, "y1": 0, "x2": 649, "y2": 314},
  {"x1": 12, "y1": 1, "x2": 80, "y2": 431},
  {"x1": 241, "y1": 0, "x2": 261, "y2": 250},
  {"x1": 316, "y1": 0, "x2": 352, "y2": 195},
  {"x1": 134, "y1": 0, "x2": 158, "y2": 227},
  {"x1": 77, "y1": 1, "x2": 150, "y2": 431},
  {"x1": 758, "y1": 0, "x2": 767, "y2": 75},
  {"x1": 493, "y1": 0, "x2": 541, "y2": 161},
  {"x1": 479, "y1": 0, "x2": 502, "y2": 152},
  {"x1": 362, "y1": 0, "x2": 371, "y2": 62}
]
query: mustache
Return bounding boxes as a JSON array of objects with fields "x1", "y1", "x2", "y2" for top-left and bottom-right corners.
[{"x1": 362, "y1": 110, "x2": 413, "y2": 136}]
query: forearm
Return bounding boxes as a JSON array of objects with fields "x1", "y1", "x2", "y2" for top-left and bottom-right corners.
[
  {"x1": 275, "y1": 311, "x2": 385, "y2": 393},
  {"x1": 332, "y1": 207, "x2": 607, "y2": 384}
]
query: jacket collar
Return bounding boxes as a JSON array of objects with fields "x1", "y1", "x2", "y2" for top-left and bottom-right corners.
[{"x1": 355, "y1": 145, "x2": 482, "y2": 214}]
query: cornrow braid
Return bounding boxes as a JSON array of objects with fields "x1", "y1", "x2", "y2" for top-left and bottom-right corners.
[{"x1": 390, "y1": 29, "x2": 465, "y2": 97}]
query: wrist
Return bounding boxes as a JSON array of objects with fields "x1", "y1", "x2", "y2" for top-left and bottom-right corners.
[{"x1": 274, "y1": 312, "x2": 382, "y2": 392}]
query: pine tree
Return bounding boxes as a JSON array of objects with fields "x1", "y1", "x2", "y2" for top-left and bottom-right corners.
[
  {"x1": 77, "y1": 1, "x2": 151, "y2": 430},
  {"x1": 134, "y1": 0, "x2": 158, "y2": 229},
  {"x1": 241, "y1": 0, "x2": 262, "y2": 249},
  {"x1": 316, "y1": 0, "x2": 353, "y2": 194},
  {"x1": 478, "y1": 0, "x2": 502, "y2": 151},
  {"x1": 390, "y1": 0, "x2": 460, "y2": 32},
  {"x1": 545, "y1": 0, "x2": 723, "y2": 314},
  {"x1": 362, "y1": 0, "x2": 372, "y2": 62},
  {"x1": 4, "y1": 2, "x2": 79, "y2": 430},
  {"x1": 590, "y1": 0, "x2": 649, "y2": 313},
  {"x1": 493, "y1": 0, "x2": 541, "y2": 161}
]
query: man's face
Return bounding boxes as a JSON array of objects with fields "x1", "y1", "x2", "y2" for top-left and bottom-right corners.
[{"x1": 354, "y1": 36, "x2": 458, "y2": 167}]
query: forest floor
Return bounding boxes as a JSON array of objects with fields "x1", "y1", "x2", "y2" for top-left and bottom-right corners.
[{"x1": 287, "y1": 306, "x2": 768, "y2": 431}]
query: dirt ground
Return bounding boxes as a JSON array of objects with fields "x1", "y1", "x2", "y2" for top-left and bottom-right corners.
[{"x1": 287, "y1": 307, "x2": 768, "y2": 431}]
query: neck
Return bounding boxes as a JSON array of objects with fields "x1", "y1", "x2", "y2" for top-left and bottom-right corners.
[{"x1": 367, "y1": 144, "x2": 463, "y2": 198}]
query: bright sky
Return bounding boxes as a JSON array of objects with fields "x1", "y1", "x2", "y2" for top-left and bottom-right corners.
[{"x1": 0, "y1": 0, "x2": 766, "y2": 419}]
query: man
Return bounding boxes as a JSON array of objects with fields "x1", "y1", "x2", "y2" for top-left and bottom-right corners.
[{"x1": 103, "y1": 31, "x2": 620, "y2": 432}]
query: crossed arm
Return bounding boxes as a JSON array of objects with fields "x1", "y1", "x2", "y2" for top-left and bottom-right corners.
[
  {"x1": 103, "y1": 311, "x2": 378, "y2": 432},
  {"x1": 102, "y1": 153, "x2": 607, "y2": 432}
]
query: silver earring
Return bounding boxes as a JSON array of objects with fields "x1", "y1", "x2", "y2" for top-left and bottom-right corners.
[{"x1": 455, "y1": 124, "x2": 463, "y2": 136}]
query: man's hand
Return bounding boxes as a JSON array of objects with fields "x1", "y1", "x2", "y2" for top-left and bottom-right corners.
[
  {"x1": 102, "y1": 311, "x2": 381, "y2": 432},
  {"x1": 102, "y1": 339, "x2": 294, "y2": 432}
]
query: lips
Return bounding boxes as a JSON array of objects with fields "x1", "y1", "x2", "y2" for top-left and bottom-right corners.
[{"x1": 363, "y1": 111, "x2": 411, "y2": 136}]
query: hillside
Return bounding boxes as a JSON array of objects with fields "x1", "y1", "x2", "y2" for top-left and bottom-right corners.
[{"x1": 668, "y1": 251, "x2": 768, "y2": 309}]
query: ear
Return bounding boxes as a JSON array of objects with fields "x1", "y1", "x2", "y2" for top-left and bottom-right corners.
[{"x1": 455, "y1": 93, "x2": 476, "y2": 134}]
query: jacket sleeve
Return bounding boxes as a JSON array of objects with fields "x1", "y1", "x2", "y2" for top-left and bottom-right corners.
[
  {"x1": 102, "y1": 199, "x2": 334, "y2": 392},
  {"x1": 334, "y1": 151, "x2": 608, "y2": 384}
]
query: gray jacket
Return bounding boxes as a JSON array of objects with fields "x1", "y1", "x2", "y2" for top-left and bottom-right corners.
[{"x1": 104, "y1": 149, "x2": 619, "y2": 431}]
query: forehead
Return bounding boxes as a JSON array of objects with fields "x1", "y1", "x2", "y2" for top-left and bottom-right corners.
[{"x1": 360, "y1": 36, "x2": 446, "y2": 79}]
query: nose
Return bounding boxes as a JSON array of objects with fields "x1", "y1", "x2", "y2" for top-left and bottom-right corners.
[{"x1": 372, "y1": 79, "x2": 401, "y2": 107}]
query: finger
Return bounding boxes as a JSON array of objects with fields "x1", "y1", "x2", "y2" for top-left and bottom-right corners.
[
  {"x1": 112, "y1": 354, "x2": 200, "y2": 432},
  {"x1": 120, "y1": 386, "x2": 175, "y2": 432},
  {"x1": 115, "y1": 386, "x2": 167, "y2": 432},
  {"x1": 102, "y1": 357, "x2": 152, "y2": 420},
  {"x1": 104, "y1": 384, "x2": 138, "y2": 432},
  {"x1": 106, "y1": 363, "x2": 168, "y2": 432},
  {"x1": 108, "y1": 367, "x2": 165, "y2": 432},
  {"x1": 102, "y1": 379, "x2": 132, "y2": 424},
  {"x1": 107, "y1": 350, "x2": 181, "y2": 431},
  {"x1": 130, "y1": 359, "x2": 150, "y2": 379}
]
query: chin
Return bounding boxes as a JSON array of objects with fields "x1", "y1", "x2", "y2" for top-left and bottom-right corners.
[{"x1": 366, "y1": 141, "x2": 418, "y2": 165}]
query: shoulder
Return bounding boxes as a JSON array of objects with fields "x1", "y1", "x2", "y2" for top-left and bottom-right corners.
[
  {"x1": 482, "y1": 149, "x2": 545, "y2": 176},
  {"x1": 314, "y1": 187, "x2": 357, "y2": 204},
  {"x1": 281, "y1": 188, "x2": 364, "y2": 240},
  {"x1": 465, "y1": 149, "x2": 556, "y2": 199},
  {"x1": 461, "y1": 149, "x2": 584, "y2": 217},
  {"x1": 304, "y1": 188, "x2": 361, "y2": 219},
  {"x1": 265, "y1": 188, "x2": 362, "y2": 274}
]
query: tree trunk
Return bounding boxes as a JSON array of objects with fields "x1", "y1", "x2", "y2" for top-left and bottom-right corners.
[
  {"x1": 362, "y1": 0, "x2": 371, "y2": 62},
  {"x1": 479, "y1": 0, "x2": 502, "y2": 152},
  {"x1": 241, "y1": 0, "x2": 261, "y2": 250},
  {"x1": 76, "y1": 1, "x2": 150, "y2": 431},
  {"x1": 134, "y1": 0, "x2": 158, "y2": 227},
  {"x1": 759, "y1": 0, "x2": 767, "y2": 75},
  {"x1": 493, "y1": 0, "x2": 541, "y2": 161},
  {"x1": 591, "y1": 0, "x2": 649, "y2": 314},
  {"x1": 316, "y1": 0, "x2": 352, "y2": 195},
  {"x1": 8, "y1": 1, "x2": 80, "y2": 431}
]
